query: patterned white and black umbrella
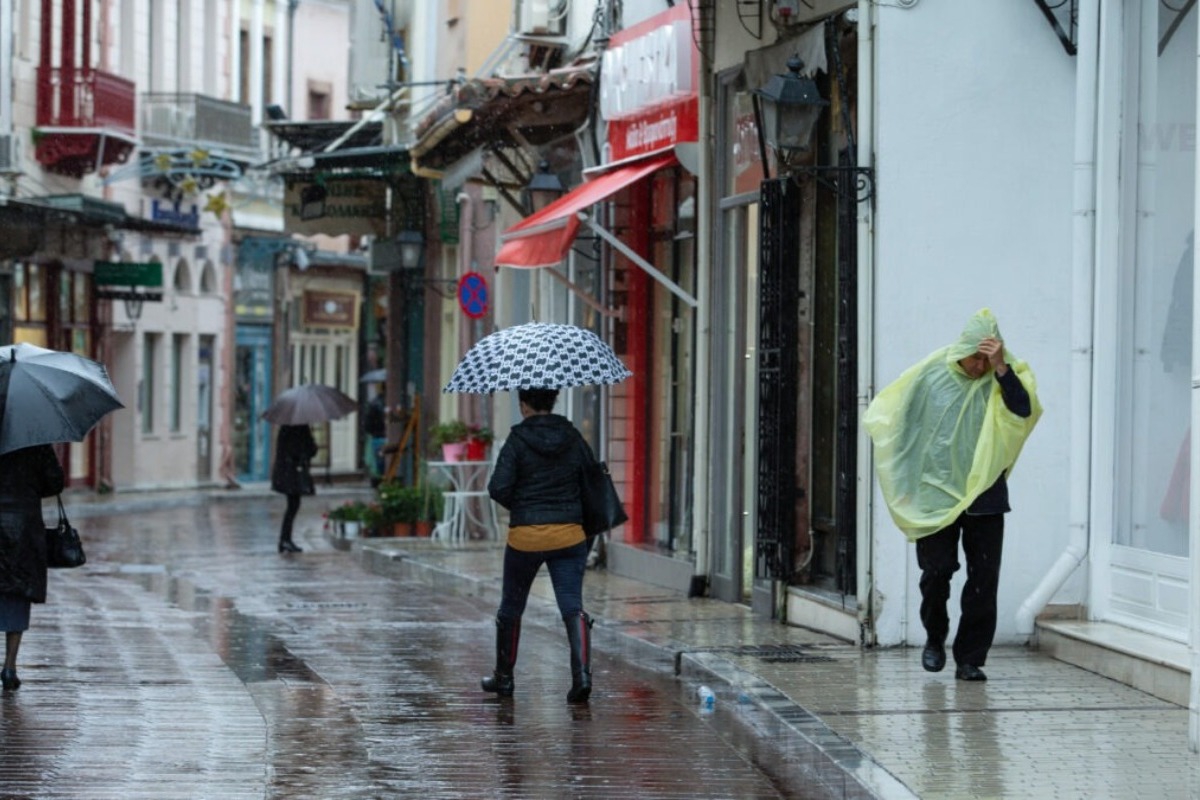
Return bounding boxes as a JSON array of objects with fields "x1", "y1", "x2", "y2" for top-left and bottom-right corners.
[{"x1": 443, "y1": 323, "x2": 633, "y2": 394}]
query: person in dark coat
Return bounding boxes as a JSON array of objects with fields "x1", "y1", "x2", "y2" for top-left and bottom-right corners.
[
  {"x1": 271, "y1": 424, "x2": 317, "y2": 553},
  {"x1": 0, "y1": 444, "x2": 66, "y2": 690},
  {"x1": 483, "y1": 387, "x2": 597, "y2": 703}
]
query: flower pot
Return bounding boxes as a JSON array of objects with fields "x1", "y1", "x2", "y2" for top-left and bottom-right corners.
[
  {"x1": 343, "y1": 521, "x2": 361, "y2": 539},
  {"x1": 442, "y1": 442, "x2": 468, "y2": 462},
  {"x1": 466, "y1": 439, "x2": 489, "y2": 461},
  {"x1": 414, "y1": 520, "x2": 433, "y2": 537}
]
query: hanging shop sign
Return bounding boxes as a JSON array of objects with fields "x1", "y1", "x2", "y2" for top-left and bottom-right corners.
[
  {"x1": 94, "y1": 261, "x2": 164, "y2": 301},
  {"x1": 599, "y1": 4, "x2": 699, "y2": 163},
  {"x1": 150, "y1": 199, "x2": 201, "y2": 228},
  {"x1": 284, "y1": 180, "x2": 387, "y2": 237},
  {"x1": 301, "y1": 289, "x2": 359, "y2": 329},
  {"x1": 457, "y1": 271, "x2": 489, "y2": 319}
]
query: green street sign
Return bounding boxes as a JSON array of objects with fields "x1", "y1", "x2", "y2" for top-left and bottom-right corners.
[{"x1": 94, "y1": 261, "x2": 163, "y2": 288}]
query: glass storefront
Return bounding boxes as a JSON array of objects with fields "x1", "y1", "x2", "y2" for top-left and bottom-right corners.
[{"x1": 1119, "y1": 3, "x2": 1196, "y2": 558}]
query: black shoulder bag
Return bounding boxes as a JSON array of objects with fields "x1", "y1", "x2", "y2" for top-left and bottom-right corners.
[
  {"x1": 46, "y1": 496, "x2": 86, "y2": 569},
  {"x1": 579, "y1": 446, "x2": 629, "y2": 540}
]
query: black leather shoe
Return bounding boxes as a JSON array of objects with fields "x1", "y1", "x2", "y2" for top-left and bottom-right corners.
[
  {"x1": 955, "y1": 664, "x2": 987, "y2": 681},
  {"x1": 278, "y1": 540, "x2": 302, "y2": 553},
  {"x1": 1, "y1": 667, "x2": 20, "y2": 690},
  {"x1": 922, "y1": 641, "x2": 946, "y2": 672}
]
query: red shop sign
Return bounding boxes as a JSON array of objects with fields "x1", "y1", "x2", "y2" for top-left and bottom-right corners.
[{"x1": 600, "y1": 4, "x2": 699, "y2": 163}]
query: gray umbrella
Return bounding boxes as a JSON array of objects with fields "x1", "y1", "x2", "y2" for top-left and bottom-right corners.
[
  {"x1": 359, "y1": 368, "x2": 387, "y2": 384},
  {"x1": 0, "y1": 343, "x2": 125, "y2": 456},
  {"x1": 443, "y1": 323, "x2": 633, "y2": 394},
  {"x1": 261, "y1": 384, "x2": 357, "y2": 425}
]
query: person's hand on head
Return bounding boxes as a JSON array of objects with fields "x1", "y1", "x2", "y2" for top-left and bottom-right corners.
[{"x1": 978, "y1": 337, "x2": 1007, "y2": 376}]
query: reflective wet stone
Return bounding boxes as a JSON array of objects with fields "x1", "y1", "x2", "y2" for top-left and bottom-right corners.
[{"x1": 1, "y1": 502, "x2": 813, "y2": 799}]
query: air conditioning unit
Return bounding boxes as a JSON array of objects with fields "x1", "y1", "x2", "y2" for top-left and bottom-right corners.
[
  {"x1": 516, "y1": 0, "x2": 567, "y2": 37},
  {"x1": 0, "y1": 134, "x2": 18, "y2": 173}
]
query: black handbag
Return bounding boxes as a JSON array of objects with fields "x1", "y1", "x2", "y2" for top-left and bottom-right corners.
[
  {"x1": 45, "y1": 496, "x2": 86, "y2": 569},
  {"x1": 580, "y1": 460, "x2": 629, "y2": 539}
]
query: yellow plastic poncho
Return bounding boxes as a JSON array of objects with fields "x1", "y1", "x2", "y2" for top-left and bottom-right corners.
[{"x1": 863, "y1": 308, "x2": 1042, "y2": 541}]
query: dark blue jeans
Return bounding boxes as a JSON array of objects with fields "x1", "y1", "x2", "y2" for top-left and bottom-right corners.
[{"x1": 497, "y1": 542, "x2": 588, "y2": 622}]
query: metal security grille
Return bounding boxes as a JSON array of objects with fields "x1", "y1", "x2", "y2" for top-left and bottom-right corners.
[
  {"x1": 756, "y1": 177, "x2": 800, "y2": 582},
  {"x1": 834, "y1": 149, "x2": 858, "y2": 595}
]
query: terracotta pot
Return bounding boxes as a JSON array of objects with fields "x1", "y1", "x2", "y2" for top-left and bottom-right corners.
[
  {"x1": 413, "y1": 520, "x2": 433, "y2": 537},
  {"x1": 466, "y1": 439, "x2": 489, "y2": 461},
  {"x1": 442, "y1": 442, "x2": 468, "y2": 462}
]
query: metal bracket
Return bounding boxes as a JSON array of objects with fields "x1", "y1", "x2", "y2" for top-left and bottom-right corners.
[
  {"x1": 1032, "y1": 0, "x2": 1078, "y2": 56},
  {"x1": 789, "y1": 165, "x2": 874, "y2": 205}
]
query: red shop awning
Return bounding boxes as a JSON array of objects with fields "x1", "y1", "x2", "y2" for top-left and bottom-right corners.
[{"x1": 494, "y1": 152, "x2": 676, "y2": 269}]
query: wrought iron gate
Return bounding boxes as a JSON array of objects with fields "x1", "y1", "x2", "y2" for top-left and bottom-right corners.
[{"x1": 756, "y1": 177, "x2": 801, "y2": 582}]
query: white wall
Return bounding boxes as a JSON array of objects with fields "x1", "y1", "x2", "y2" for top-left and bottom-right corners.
[{"x1": 869, "y1": 1, "x2": 1076, "y2": 646}]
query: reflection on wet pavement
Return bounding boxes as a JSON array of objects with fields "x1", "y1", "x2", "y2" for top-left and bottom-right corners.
[{"x1": 0, "y1": 501, "x2": 815, "y2": 799}]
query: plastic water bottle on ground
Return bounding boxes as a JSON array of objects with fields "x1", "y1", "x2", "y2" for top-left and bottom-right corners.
[{"x1": 697, "y1": 685, "x2": 715, "y2": 713}]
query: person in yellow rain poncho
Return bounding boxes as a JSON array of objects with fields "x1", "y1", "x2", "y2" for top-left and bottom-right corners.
[{"x1": 864, "y1": 308, "x2": 1041, "y2": 681}]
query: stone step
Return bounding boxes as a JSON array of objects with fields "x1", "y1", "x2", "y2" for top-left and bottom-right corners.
[{"x1": 1036, "y1": 619, "x2": 1189, "y2": 706}]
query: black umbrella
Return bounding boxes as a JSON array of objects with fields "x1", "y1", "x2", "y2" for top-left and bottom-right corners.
[
  {"x1": 261, "y1": 384, "x2": 357, "y2": 425},
  {"x1": 0, "y1": 343, "x2": 124, "y2": 455}
]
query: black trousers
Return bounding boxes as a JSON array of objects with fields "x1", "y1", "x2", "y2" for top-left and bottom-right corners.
[
  {"x1": 280, "y1": 494, "x2": 302, "y2": 542},
  {"x1": 916, "y1": 513, "x2": 1004, "y2": 668}
]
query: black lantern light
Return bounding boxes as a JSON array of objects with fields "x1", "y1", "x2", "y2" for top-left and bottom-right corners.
[
  {"x1": 754, "y1": 57, "x2": 828, "y2": 165},
  {"x1": 396, "y1": 229, "x2": 425, "y2": 270},
  {"x1": 525, "y1": 160, "x2": 565, "y2": 213}
]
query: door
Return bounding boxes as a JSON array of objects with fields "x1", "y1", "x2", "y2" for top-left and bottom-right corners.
[
  {"x1": 234, "y1": 324, "x2": 272, "y2": 482},
  {"x1": 196, "y1": 335, "x2": 214, "y2": 482},
  {"x1": 1103, "y1": 0, "x2": 1196, "y2": 637},
  {"x1": 290, "y1": 331, "x2": 357, "y2": 475}
]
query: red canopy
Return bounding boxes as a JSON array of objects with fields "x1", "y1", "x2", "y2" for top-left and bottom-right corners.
[{"x1": 494, "y1": 153, "x2": 677, "y2": 269}]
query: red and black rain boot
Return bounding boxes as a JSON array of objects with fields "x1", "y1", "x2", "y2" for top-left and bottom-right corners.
[
  {"x1": 565, "y1": 611, "x2": 594, "y2": 703},
  {"x1": 481, "y1": 616, "x2": 520, "y2": 697}
]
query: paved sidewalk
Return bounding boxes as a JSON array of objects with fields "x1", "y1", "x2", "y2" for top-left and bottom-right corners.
[{"x1": 352, "y1": 536, "x2": 1200, "y2": 800}]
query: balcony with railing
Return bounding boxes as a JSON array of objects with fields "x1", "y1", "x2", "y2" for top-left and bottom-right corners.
[
  {"x1": 35, "y1": 66, "x2": 138, "y2": 177},
  {"x1": 140, "y1": 93, "x2": 260, "y2": 163}
]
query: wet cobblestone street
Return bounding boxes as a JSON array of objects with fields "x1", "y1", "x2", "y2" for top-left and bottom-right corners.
[{"x1": 0, "y1": 499, "x2": 808, "y2": 799}]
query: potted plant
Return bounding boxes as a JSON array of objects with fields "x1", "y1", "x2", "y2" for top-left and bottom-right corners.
[
  {"x1": 378, "y1": 481, "x2": 425, "y2": 536},
  {"x1": 327, "y1": 500, "x2": 370, "y2": 538},
  {"x1": 466, "y1": 424, "x2": 494, "y2": 461},
  {"x1": 430, "y1": 419, "x2": 470, "y2": 461}
]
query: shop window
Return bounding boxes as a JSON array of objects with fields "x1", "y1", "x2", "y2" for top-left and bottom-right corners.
[
  {"x1": 200, "y1": 262, "x2": 217, "y2": 294},
  {"x1": 174, "y1": 259, "x2": 192, "y2": 294},
  {"x1": 142, "y1": 334, "x2": 159, "y2": 434},
  {"x1": 170, "y1": 334, "x2": 186, "y2": 432}
]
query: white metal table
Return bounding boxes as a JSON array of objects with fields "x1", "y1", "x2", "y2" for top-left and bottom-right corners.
[{"x1": 426, "y1": 459, "x2": 499, "y2": 541}]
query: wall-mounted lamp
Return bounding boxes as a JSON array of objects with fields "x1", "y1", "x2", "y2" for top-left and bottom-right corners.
[
  {"x1": 299, "y1": 183, "x2": 327, "y2": 221},
  {"x1": 754, "y1": 56, "x2": 828, "y2": 166},
  {"x1": 754, "y1": 53, "x2": 874, "y2": 204},
  {"x1": 395, "y1": 229, "x2": 425, "y2": 270},
  {"x1": 524, "y1": 161, "x2": 565, "y2": 214}
]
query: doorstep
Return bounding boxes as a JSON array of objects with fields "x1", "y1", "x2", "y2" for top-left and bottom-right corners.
[
  {"x1": 1036, "y1": 619, "x2": 1190, "y2": 706},
  {"x1": 785, "y1": 585, "x2": 860, "y2": 643}
]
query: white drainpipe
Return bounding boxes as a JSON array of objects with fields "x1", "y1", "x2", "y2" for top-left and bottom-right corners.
[
  {"x1": 1014, "y1": 0, "x2": 1100, "y2": 637},
  {"x1": 1189, "y1": 7, "x2": 1200, "y2": 754},
  {"x1": 854, "y1": 0, "x2": 876, "y2": 644}
]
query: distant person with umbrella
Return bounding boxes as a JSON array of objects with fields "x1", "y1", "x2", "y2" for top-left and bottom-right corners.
[
  {"x1": 0, "y1": 345, "x2": 122, "y2": 690},
  {"x1": 445, "y1": 323, "x2": 632, "y2": 704},
  {"x1": 263, "y1": 384, "x2": 356, "y2": 554},
  {"x1": 270, "y1": 424, "x2": 317, "y2": 553}
]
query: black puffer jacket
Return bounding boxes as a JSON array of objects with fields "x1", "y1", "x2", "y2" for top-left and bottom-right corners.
[
  {"x1": 0, "y1": 445, "x2": 65, "y2": 603},
  {"x1": 488, "y1": 414, "x2": 595, "y2": 527}
]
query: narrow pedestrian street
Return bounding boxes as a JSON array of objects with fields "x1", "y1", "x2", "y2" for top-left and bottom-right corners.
[{"x1": 0, "y1": 499, "x2": 810, "y2": 799}]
